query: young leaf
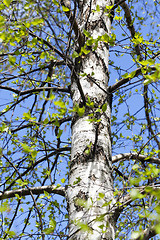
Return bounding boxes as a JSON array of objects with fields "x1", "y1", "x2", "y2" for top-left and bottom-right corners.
[
  {"x1": 8, "y1": 55, "x2": 16, "y2": 65},
  {"x1": 21, "y1": 143, "x2": 31, "y2": 153},
  {"x1": 77, "y1": 106, "x2": 85, "y2": 117},
  {"x1": 72, "y1": 51, "x2": 79, "y2": 59},
  {"x1": 3, "y1": 0, "x2": 12, "y2": 7},
  {"x1": 62, "y1": 5, "x2": 70, "y2": 12},
  {"x1": 61, "y1": 178, "x2": 66, "y2": 183},
  {"x1": 102, "y1": 103, "x2": 107, "y2": 112}
]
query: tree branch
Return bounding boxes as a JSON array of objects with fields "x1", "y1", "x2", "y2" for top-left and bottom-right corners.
[
  {"x1": 116, "y1": 0, "x2": 142, "y2": 59},
  {"x1": 60, "y1": 0, "x2": 84, "y2": 47},
  {"x1": 26, "y1": 28, "x2": 67, "y2": 61},
  {"x1": 112, "y1": 153, "x2": 160, "y2": 165},
  {"x1": 115, "y1": 188, "x2": 159, "y2": 240},
  {"x1": 109, "y1": 0, "x2": 150, "y2": 93},
  {"x1": 108, "y1": 66, "x2": 139, "y2": 92},
  {"x1": 116, "y1": 0, "x2": 160, "y2": 156},
  {"x1": 1, "y1": 65, "x2": 48, "y2": 84},
  {"x1": 108, "y1": 66, "x2": 156, "y2": 92},
  {"x1": 0, "y1": 85, "x2": 70, "y2": 96},
  {"x1": 3, "y1": 147, "x2": 71, "y2": 192},
  {"x1": 144, "y1": 85, "x2": 160, "y2": 155},
  {"x1": 11, "y1": 116, "x2": 72, "y2": 133},
  {"x1": 0, "y1": 185, "x2": 65, "y2": 200},
  {"x1": 115, "y1": 185, "x2": 160, "y2": 213}
]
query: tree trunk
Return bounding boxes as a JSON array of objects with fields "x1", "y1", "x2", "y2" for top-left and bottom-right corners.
[{"x1": 67, "y1": 0, "x2": 115, "y2": 239}]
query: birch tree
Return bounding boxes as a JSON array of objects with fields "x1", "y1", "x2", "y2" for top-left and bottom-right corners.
[{"x1": 0, "y1": 0, "x2": 160, "y2": 240}]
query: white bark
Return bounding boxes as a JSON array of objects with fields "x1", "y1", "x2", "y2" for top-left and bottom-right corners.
[{"x1": 67, "y1": 1, "x2": 115, "y2": 239}]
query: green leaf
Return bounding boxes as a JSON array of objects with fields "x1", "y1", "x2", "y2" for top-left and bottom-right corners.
[
  {"x1": 21, "y1": 143, "x2": 31, "y2": 153},
  {"x1": 50, "y1": 219, "x2": 56, "y2": 229},
  {"x1": 73, "y1": 177, "x2": 81, "y2": 185},
  {"x1": 130, "y1": 189, "x2": 144, "y2": 200},
  {"x1": 99, "y1": 192, "x2": 105, "y2": 199},
  {"x1": 31, "y1": 150, "x2": 37, "y2": 158},
  {"x1": 53, "y1": 118, "x2": 60, "y2": 127},
  {"x1": 76, "y1": 221, "x2": 92, "y2": 233},
  {"x1": 23, "y1": 112, "x2": 31, "y2": 120},
  {"x1": 15, "y1": 194, "x2": 22, "y2": 200},
  {"x1": 96, "y1": 5, "x2": 100, "y2": 12},
  {"x1": 7, "y1": 231, "x2": 16, "y2": 237},
  {"x1": 102, "y1": 103, "x2": 107, "y2": 112},
  {"x1": 80, "y1": 46, "x2": 90, "y2": 55},
  {"x1": 0, "y1": 148, "x2": 2, "y2": 158},
  {"x1": 0, "y1": 202, "x2": 10, "y2": 213},
  {"x1": 114, "y1": 15, "x2": 122, "y2": 21},
  {"x1": 72, "y1": 51, "x2": 79, "y2": 59},
  {"x1": 57, "y1": 129, "x2": 63, "y2": 138},
  {"x1": 0, "y1": 122, "x2": 9, "y2": 133},
  {"x1": 16, "y1": 179, "x2": 27, "y2": 187},
  {"x1": 128, "y1": 70, "x2": 136, "y2": 79},
  {"x1": 43, "y1": 118, "x2": 49, "y2": 125},
  {"x1": 8, "y1": 55, "x2": 16, "y2": 65},
  {"x1": 140, "y1": 59, "x2": 155, "y2": 66},
  {"x1": 105, "y1": 5, "x2": 114, "y2": 10},
  {"x1": 154, "y1": 223, "x2": 160, "y2": 234},
  {"x1": 61, "y1": 178, "x2": 66, "y2": 183},
  {"x1": 0, "y1": 16, "x2": 5, "y2": 27},
  {"x1": 83, "y1": 29, "x2": 90, "y2": 38},
  {"x1": 44, "y1": 227, "x2": 54, "y2": 234},
  {"x1": 7, "y1": 150, "x2": 11, "y2": 155},
  {"x1": 3, "y1": 0, "x2": 12, "y2": 7},
  {"x1": 49, "y1": 92, "x2": 55, "y2": 100},
  {"x1": 77, "y1": 106, "x2": 85, "y2": 117},
  {"x1": 40, "y1": 52, "x2": 46, "y2": 59},
  {"x1": 52, "y1": 0, "x2": 59, "y2": 6},
  {"x1": 102, "y1": 33, "x2": 109, "y2": 43},
  {"x1": 62, "y1": 5, "x2": 70, "y2": 12},
  {"x1": 54, "y1": 100, "x2": 66, "y2": 108},
  {"x1": 143, "y1": 78, "x2": 152, "y2": 85},
  {"x1": 44, "y1": 191, "x2": 50, "y2": 198},
  {"x1": 86, "y1": 97, "x2": 94, "y2": 108},
  {"x1": 31, "y1": 18, "x2": 44, "y2": 25},
  {"x1": 44, "y1": 219, "x2": 56, "y2": 233}
]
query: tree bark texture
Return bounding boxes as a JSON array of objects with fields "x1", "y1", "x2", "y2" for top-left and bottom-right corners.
[{"x1": 67, "y1": 0, "x2": 115, "y2": 239}]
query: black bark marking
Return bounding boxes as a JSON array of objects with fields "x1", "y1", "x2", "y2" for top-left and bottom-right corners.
[{"x1": 74, "y1": 190, "x2": 88, "y2": 211}]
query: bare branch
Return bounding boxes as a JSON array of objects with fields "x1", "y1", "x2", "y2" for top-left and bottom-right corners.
[
  {"x1": 0, "y1": 60, "x2": 68, "y2": 84},
  {"x1": 113, "y1": 0, "x2": 126, "y2": 10},
  {"x1": 0, "y1": 85, "x2": 70, "y2": 95},
  {"x1": 116, "y1": 185, "x2": 160, "y2": 213},
  {"x1": 138, "y1": 132, "x2": 160, "y2": 156},
  {"x1": 0, "y1": 185, "x2": 65, "y2": 200},
  {"x1": 108, "y1": 66, "x2": 156, "y2": 93},
  {"x1": 108, "y1": 66, "x2": 141, "y2": 92},
  {"x1": 3, "y1": 147, "x2": 71, "y2": 192},
  {"x1": 109, "y1": 0, "x2": 150, "y2": 93},
  {"x1": 116, "y1": 0, "x2": 160, "y2": 155},
  {"x1": 116, "y1": 0, "x2": 142, "y2": 59},
  {"x1": 11, "y1": 116, "x2": 72, "y2": 133},
  {"x1": 1, "y1": 65, "x2": 48, "y2": 84},
  {"x1": 112, "y1": 153, "x2": 160, "y2": 165},
  {"x1": 26, "y1": 28, "x2": 67, "y2": 60},
  {"x1": 115, "y1": 189, "x2": 158, "y2": 240},
  {"x1": 144, "y1": 85, "x2": 160, "y2": 154},
  {"x1": 60, "y1": 0, "x2": 84, "y2": 47}
]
